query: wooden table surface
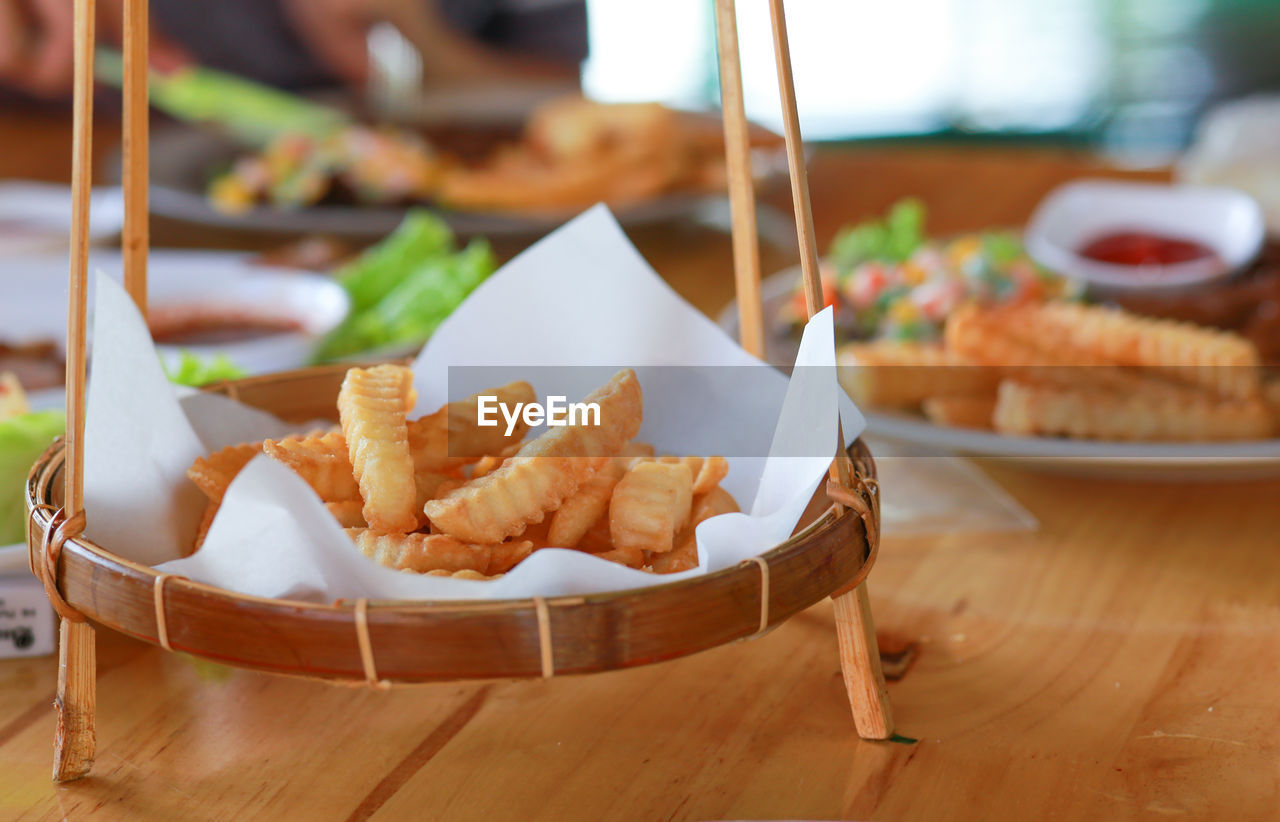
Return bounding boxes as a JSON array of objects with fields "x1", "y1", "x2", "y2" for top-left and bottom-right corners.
[{"x1": 2, "y1": 113, "x2": 1277, "y2": 822}]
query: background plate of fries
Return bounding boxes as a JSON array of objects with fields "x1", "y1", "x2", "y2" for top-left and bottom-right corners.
[{"x1": 723, "y1": 267, "x2": 1280, "y2": 480}]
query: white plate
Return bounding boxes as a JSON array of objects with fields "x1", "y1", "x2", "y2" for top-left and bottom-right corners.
[
  {"x1": 718, "y1": 266, "x2": 1280, "y2": 480},
  {"x1": 0, "y1": 248, "x2": 347, "y2": 378},
  {"x1": 0, "y1": 182, "x2": 124, "y2": 256}
]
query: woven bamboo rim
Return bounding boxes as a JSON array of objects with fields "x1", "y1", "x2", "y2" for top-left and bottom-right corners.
[{"x1": 26, "y1": 364, "x2": 879, "y2": 682}]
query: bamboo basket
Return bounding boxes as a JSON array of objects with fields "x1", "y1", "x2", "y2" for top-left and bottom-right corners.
[{"x1": 26, "y1": 0, "x2": 893, "y2": 782}]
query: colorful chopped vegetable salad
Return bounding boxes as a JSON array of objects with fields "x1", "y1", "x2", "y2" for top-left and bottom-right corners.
[{"x1": 780, "y1": 199, "x2": 1079, "y2": 341}]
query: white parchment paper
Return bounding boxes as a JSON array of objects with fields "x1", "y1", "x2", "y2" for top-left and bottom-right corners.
[{"x1": 83, "y1": 206, "x2": 863, "y2": 601}]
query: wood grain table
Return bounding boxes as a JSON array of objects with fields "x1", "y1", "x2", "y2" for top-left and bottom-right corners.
[{"x1": 2, "y1": 113, "x2": 1277, "y2": 821}]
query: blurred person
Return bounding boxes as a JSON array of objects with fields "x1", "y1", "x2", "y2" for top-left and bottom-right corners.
[{"x1": 0, "y1": 0, "x2": 584, "y2": 101}]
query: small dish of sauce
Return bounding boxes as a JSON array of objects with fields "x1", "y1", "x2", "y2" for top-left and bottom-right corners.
[
  {"x1": 1077, "y1": 231, "x2": 1218, "y2": 268},
  {"x1": 149, "y1": 310, "x2": 304, "y2": 347},
  {"x1": 1025, "y1": 180, "x2": 1266, "y2": 293}
]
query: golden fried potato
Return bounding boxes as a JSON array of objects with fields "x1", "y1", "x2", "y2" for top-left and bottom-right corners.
[
  {"x1": 325, "y1": 500, "x2": 367, "y2": 529},
  {"x1": 992, "y1": 380, "x2": 1273, "y2": 441},
  {"x1": 609, "y1": 460, "x2": 693, "y2": 555},
  {"x1": 187, "y1": 440, "x2": 265, "y2": 503},
  {"x1": 424, "y1": 370, "x2": 643, "y2": 543},
  {"x1": 263, "y1": 430, "x2": 362, "y2": 502},
  {"x1": 649, "y1": 485, "x2": 739, "y2": 574},
  {"x1": 347, "y1": 528, "x2": 532, "y2": 576},
  {"x1": 338, "y1": 365, "x2": 419, "y2": 533}
]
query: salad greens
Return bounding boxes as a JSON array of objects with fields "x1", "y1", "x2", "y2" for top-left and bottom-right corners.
[
  {"x1": 829, "y1": 198, "x2": 926, "y2": 272},
  {"x1": 164, "y1": 352, "x2": 248, "y2": 387},
  {"x1": 314, "y1": 210, "x2": 496, "y2": 361},
  {"x1": 0, "y1": 410, "x2": 64, "y2": 545}
]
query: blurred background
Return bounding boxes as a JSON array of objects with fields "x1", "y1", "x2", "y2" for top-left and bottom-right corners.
[
  {"x1": 584, "y1": 0, "x2": 1280, "y2": 166},
  {"x1": 6, "y1": 0, "x2": 1280, "y2": 167}
]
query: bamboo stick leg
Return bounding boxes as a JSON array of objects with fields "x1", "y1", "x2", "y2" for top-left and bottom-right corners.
[
  {"x1": 833, "y1": 582, "x2": 893, "y2": 739},
  {"x1": 53, "y1": 620, "x2": 96, "y2": 782}
]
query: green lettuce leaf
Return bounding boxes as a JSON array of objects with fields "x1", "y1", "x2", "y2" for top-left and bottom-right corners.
[
  {"x1": 336, "y1": 210, "x2": 457, "y2": 314},
  {"x1": 829, "y1": 197, "x2": 926, "y2": 271},
  {"x1": 164, "y1": 352, "x2": 247, "y2": 387},
  {"x1": 0, "y1": 410, "x2": 65, "y2": 545}
]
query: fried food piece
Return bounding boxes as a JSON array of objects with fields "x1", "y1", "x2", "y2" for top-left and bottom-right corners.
[
  {"x1": 992, "y1": 380, "x2": 1274, "y2": 441},
  {"x1": 547, "y1": 458, "x2": 627, "y2": 548},
  {"x1": 609, "y1": 461, "x2": 693, "y2": 554},
  {"x1": 410, "y1": 381, "x2": 536, "y2": 473},
  {"x1": 424, "y1": 370, "x2": 644, "y2": 543},
  {"x1": 325, "y1": 500, "x2": 367, "y2": 529},
  {"x1": 838, "y1": 341, "x2": 997, "y2": 408},
  {"x1": 1000, "y1": 301, "x2": 1262, "y2": 399},
  {"x1": 526, "y1": 97, "x2": 678, "y2": 162},
  {"x1": 487, "y1": 539, "x2": 535, "y2": 574},
  {"x1": 187, "y1": 440, "x2": 265, "y2": 503},
  {"x1": 264, "y1": 383, "x2": 533, "y2": 501},
  {"x1": 645, "y1": 455, "x2": 730, "y2": 495},
  {"x1": 650, "y1": 486, "x2": 740, "y2": 574},
  {"x1": 921, "y1": 394, "x2": 997, "y2": 430},
  {"x1": 592, "y1": 545, "x2": 647, "y2": 569},
  {"x1": 945, "y1": 305, "x2": 1181, "y2": 397},
  {"x1": 191, "y1": 500, "x2": 218, "y2": 556},
  {"x1": 338, "y1": 365, "x2": 419, "y2": 533},
  {"x1": 347, "y1": 528, "x2": 532, "y2": 575},
  {"x1": 263, "y1": 430, "x2": 362, "y2": 502},
  {"x1": 425, "y1": 568, "x2": 499, "y2": 580}
]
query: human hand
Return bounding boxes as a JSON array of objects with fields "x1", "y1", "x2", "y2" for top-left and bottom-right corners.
[{"x1": 0, "y1": 0, "x2": 189, "y2": 97}]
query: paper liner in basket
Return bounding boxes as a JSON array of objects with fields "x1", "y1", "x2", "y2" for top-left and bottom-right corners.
[{"x1": 81, "y1": 205, "x2": 864, "y2": 601}]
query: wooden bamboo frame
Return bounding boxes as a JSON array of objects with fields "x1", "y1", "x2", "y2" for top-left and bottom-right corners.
[{"x1": 32, "y1": 0, "x2": 892, "y2": 783}]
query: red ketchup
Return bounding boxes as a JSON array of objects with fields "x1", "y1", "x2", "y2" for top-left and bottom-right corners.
[{"x1": 1078, "y1": 231, "x2": 1216, "y2": 267}]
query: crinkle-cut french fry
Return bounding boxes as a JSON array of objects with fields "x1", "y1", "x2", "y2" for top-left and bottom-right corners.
[
  {"x1": 921, "y1": 394, "x2": 997, "y2": 430},
  {"x1": 992, "y1": 380, "x2": 1274, "y2": 441},
  {"x1": 837, "y1": 341, "x2": 997, "y2": 408},
  {"x1": 424, "y1": 370, "x2": 643, "y2": 543},
  {"x1": 191, "y1": 500, "x2": 219, "y2": 556},
  {"x1": 487, "y1": 540, "x2": 535, "y2": 574},
  {"x1": 547, "y1": 459, "x2": 627, "y2": 548},
  {"x1": 263, "y1": 430, "x2": 362, "y2": 502},
  {"x1": 339, "y1": 365, "x2": 419, "y2": 533},
  {"x1": 945, "y1": 305, "x2": 1182, "y2": 396},
  {"x1": 425, "y1": 568, "x2": 499, "y2": 580},
  {"x1": 469, "y1": 454, "x2": 503, "y2": 480},
  {"x1": 409, "y1": 381, "x2": 536, "y2": 473},
  {"x1": 647, "y1": 455, "x2": 730, "y2": 495},
  {"x1": 325, "y1": 500, "x2": 367, "y2": 529},
  {"x1": 187, "y1": 440, "x2": 264, "y2": 503},
  {"x1": 263, "y1": 384, "x2": 532, "y2": 502},
  {"x1": 650, "y1": 485, "x2": 739, "y2": 574},
  {"x1": 574, "y1": 513, "x2": 614, "y2": 554},
  {"x1": 609, "y1": 460, "x2": 693, "y2": 554},
  {"x1": 1000, "y1": 301, "x2": 1262, "y2": 399},
  {"x1": 347, "y1": 528, "x2": 532, "y2": 575},
  {"x1": 593, "y1": 545, "x2": 647, "y2": 569}
]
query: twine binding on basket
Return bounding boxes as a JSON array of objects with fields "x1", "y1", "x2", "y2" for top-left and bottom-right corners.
[
  {"x1": 152, "y1": 574, "x2": 186, "y2": 651},
  {"x1": 353, "y1": 598, "x2": 391, "y2": 690},
  {"x1": 742, "y1": 556, "x2": 771, "y2": 638},
  {"x1": 533, "y1": 596, "x2": 554, "y2": 678},
  {"x1": 29, "y1": 507, "x2": 87, "y2": 623}
]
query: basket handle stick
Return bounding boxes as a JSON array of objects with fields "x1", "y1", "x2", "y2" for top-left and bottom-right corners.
[
  {"x1": 54, "y1": 0, "x2": 99, "y2": 783},
  {"x1": 766, "y1": 0, "x2": 893, "y2": 739},
  {"x1": 122, "y1": 0, "x2": 149, "y2": 317},
  {"x1": 713, "y1": 0, "x2": 764, "y2": 359}
]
